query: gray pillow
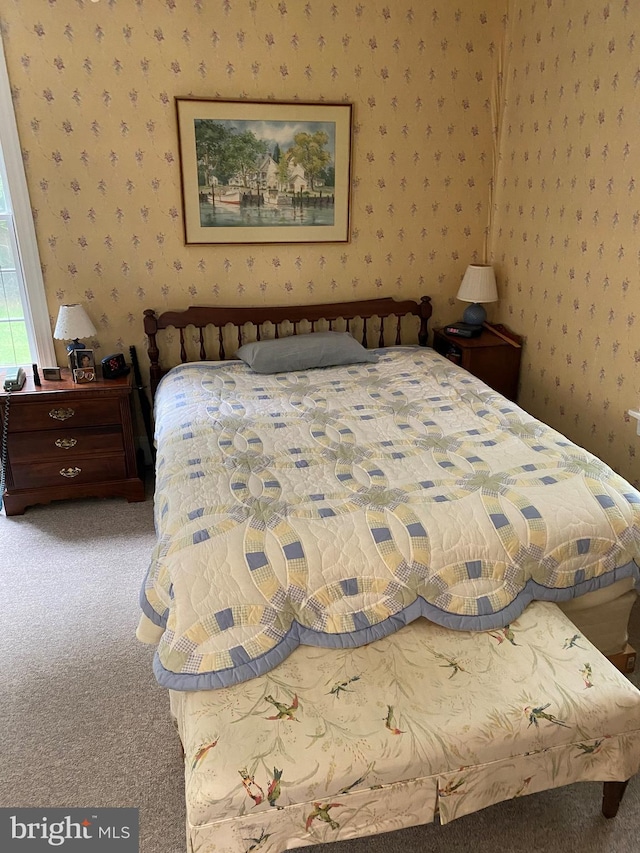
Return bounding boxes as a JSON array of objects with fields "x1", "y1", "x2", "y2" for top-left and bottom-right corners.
[{"x1": 235, "y1": 331, "x2": 378, "y2": 374}]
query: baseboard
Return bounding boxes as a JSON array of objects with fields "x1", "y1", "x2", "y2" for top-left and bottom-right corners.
[{"x1": 607, "y1": 644, "x2": 637, "y2": 674}]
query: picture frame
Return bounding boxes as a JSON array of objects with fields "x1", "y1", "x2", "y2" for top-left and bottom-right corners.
[
  {"x1": 72, "y1": 349, "x2": 95, "y2": 371},
  {"x1": 176, "y1": 98, "x2": 353, "y2": 245},
  {"x1": 73, "y1": 367, "x2": 96, "y2": 384},
  {"x1": 42, "y1": 367, "x2": 62, "y2": 381}
]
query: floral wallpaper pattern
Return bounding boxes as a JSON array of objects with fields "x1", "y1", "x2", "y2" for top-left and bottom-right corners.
[
  {"x1": 1, "y1": 0, "x2": 639, "y2": 486},
  {"x1": 492, "y1": 0, "x2": 640, "y2": 486},
  {"x1": 0, "y1": 0, "x2": 501, "y2": 352}
]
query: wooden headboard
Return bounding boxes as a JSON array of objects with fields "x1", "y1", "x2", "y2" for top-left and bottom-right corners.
[{"x1": 144, "y1": 295, "x2": 433, "y2": 397}]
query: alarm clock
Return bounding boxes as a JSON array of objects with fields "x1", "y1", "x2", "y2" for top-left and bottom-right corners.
[
  {"x1": 101, "y1": 352, "x2": 130, "y2": 379},
  {"x1": 444, "y1": 322, "x2": 482, "y2": 338}
]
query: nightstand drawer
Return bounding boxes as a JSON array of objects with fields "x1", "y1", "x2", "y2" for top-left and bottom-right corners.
[
  {"x1": 11, "y1": 453, "x2": 128, "y2": 490},
  {"x1": 9, "y1": 427, "x2": 124, "y2": 463},
  {"x1": 7, "y1": 397, "x2": 122, "y2": 432}
]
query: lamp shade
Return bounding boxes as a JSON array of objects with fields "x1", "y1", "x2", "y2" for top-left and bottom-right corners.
[
  {"x1": 53, "y1": 304, "x2": 97, "y2": 342},
  {"x1": 456, "y1": 264, "x2": 498, "y2": 304}
]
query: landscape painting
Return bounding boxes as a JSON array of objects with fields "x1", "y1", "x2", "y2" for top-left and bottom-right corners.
[{"x1": 176, "y1": 99, "x2": 352, "y2": 245}]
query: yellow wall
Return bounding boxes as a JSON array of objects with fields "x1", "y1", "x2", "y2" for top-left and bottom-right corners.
[
  {"x1": 3, "y1": 1, "x2": 639, "y2": 484},
  {"x1": 492, "y1": 0, "x2": 640, "y2": 486},
  {"x1": 1, "y1": 0, "x2": 502, "y2": 354}
]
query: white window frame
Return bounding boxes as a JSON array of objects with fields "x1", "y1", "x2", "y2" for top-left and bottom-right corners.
[{"x1": 0, "y1": 31, "x2": 56, "y2": 367}]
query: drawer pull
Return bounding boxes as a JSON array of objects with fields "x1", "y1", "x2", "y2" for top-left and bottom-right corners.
[
  {"x1": 55, "y1": 437, "x2": 77, "y2": 449},
  {"x1": 49, "y1": 407, "x2": 75, "y2": 421},
  {"x1": 60, "y1": 466, "x2": 81, "y2": 478}
]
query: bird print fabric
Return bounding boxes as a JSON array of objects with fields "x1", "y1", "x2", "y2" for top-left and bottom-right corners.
[{"x1": 180, "y1": 602, "x2": 640, "y2": 853}]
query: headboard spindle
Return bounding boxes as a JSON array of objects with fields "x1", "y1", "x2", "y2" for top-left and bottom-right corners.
[{"x1": 395, "y1": 316, "x2": 402, "y2": 345}]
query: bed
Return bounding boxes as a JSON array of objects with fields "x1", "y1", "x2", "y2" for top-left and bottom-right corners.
[
  {"x1": 137, "y1": 296, "x2": 640, "y2": 851},
  {"x1": 138, "y1": 296, "x2": 639, "y2": 676}
]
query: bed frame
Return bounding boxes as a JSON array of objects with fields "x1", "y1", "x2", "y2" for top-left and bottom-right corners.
[{"x1": 143, "y1": 295, "x2": 433, "y2": 397}]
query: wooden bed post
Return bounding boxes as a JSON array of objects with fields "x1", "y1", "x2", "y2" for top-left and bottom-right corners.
[
  {"x1": 143, "y1": 309, "x2": 163, "y2": 396},
  {"x1": 418, "y1": 295, "x2": 432, "y2": 347}
]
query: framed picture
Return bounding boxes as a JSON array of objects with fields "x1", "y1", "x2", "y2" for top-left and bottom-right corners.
[
  {"x1": 42, "y1": 367, "x2": 62, "y2": 381},
  {"x1": 176, "y1": 98, "x2": 353, "y2": 245},
  {"x1": 72, "y1": 349, "x2": 95, "y2": 371},
  {"x1": 73, "y1": 367, "x2": 96, "y2": 384}
]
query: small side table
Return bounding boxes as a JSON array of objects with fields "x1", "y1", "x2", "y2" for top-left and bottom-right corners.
[
  {"x1": 432, "y1": 324, "x2": 522, "y2": 401},
  {"x1": 0, "y1": 368, "x2": 145, "y2": 515}
]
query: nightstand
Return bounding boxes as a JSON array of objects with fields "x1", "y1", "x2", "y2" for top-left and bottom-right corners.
[
  {"x1": 432, "y1": 325, "x2": 522, "y2": 401},
  {"x1": 0, "y1": 369, "x2": 145, "y2": 516}
]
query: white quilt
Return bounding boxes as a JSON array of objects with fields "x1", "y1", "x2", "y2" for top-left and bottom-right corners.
[{"x1": 139, "y1": 347, "x2": 640, "y2": 689}]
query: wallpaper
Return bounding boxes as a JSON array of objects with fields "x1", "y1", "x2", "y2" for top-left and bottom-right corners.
[
  {"x1": 2, "y1": 0, "x2": 639, "y2": 486},
  {"x1": 492, "y1": 0, "x2": 640, "y2": 486},
  {"x1": 0, "y1": 0, "x2": 502, "y2": 359}
]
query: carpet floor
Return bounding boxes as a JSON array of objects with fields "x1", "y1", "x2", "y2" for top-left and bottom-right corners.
[{"x1": 1, "y1": 482, "x2": 639, "y2": 853}]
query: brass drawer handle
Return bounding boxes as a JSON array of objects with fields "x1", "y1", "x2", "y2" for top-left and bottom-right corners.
[
  {"x1": 55, "y1": 437, "x2": 77, "y2": 449},
  {"x1": 60, "y1": 466, "x2": 81, "y2": 478},
  {"x1": 49, "y1": 407, "x2": 75, "y2": 421}
]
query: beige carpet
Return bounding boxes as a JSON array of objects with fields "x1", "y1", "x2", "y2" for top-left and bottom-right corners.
[{"x1": 1, "y1": 482, "x2": 639, "y2": 853}]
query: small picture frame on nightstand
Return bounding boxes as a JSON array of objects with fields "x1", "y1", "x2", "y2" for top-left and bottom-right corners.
[
  {"x1": 42, "y1": 366, "x2": 62, "y2": 381},
  {"x1": 70, "y1": 349, "x2": 95, "y2": 382},
  {"x1": 72, "y1": 348, "x2": 95, "y2": 371},
  {"x1": 73, "y1": 367, "x2": 96, "y2": 383}
]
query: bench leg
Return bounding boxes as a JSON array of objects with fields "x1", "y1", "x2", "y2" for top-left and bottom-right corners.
[{"x1": 602, "y1": 780, "x2": 629, "y2": 818}]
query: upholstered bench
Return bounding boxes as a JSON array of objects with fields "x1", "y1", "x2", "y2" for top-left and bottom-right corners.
[{"x1": 169, "y1": 601, "x2": 640, "y2": 853}]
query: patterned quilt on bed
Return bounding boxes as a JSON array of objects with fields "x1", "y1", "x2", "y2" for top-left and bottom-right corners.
[{"x1": 139, "y1": 347, "x2": 640, "y2": 690}]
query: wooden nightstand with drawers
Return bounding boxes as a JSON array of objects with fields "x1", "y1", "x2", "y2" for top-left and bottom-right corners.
[
  {"x1": 432, "y1": 324, "x2": 523, "y2": 402},
  {"x1": 0, "y1": 369, "x2": 145, "y2": 516}
]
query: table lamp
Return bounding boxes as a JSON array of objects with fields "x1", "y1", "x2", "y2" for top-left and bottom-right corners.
[
  {"x1": 456, "y1": 264, "x2": 498, "y2": 327},
  {"x1": 53, "y1": 303, "x2": 97, "y2": 353}
]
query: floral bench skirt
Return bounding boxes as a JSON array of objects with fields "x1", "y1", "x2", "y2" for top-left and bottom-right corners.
[{"x1": 169, "y1": 601, "x2": 640, "y2": 853}]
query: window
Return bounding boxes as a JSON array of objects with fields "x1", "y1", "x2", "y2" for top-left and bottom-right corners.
[
  {"x1": 0, "y1": 164, "x2": 30, "y2": 365},
  {"x1": 0, "y1": 33, "x2": 55, "y2": 369}
]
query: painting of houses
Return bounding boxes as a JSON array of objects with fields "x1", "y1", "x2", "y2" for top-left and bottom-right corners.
[{"x1": 177, "y1": 99, "x2": 351, "y2": 244}]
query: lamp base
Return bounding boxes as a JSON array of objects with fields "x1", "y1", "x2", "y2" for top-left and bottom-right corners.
[
  {"x1": 461, "y1": 303, "x2": 487, "y2": 326},
  {"x1": 66, "y1": 339, "x2": 86, "y2": 354}
]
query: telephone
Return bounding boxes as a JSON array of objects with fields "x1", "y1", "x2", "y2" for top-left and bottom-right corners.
[
  {"x1": 1, "y1": 368, "x2": 24, "y2": 510},
  {"x1": 3, "y1": 366, "x2": 26, "y2": 391}
]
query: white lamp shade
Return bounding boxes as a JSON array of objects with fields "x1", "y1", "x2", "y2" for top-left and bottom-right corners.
[
  {"x1": 456, "y1": 264, "x2": 498, "y2": 304},
  {"x1": 53, "y1": 303, "x2": 97, "y2": 341}
]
